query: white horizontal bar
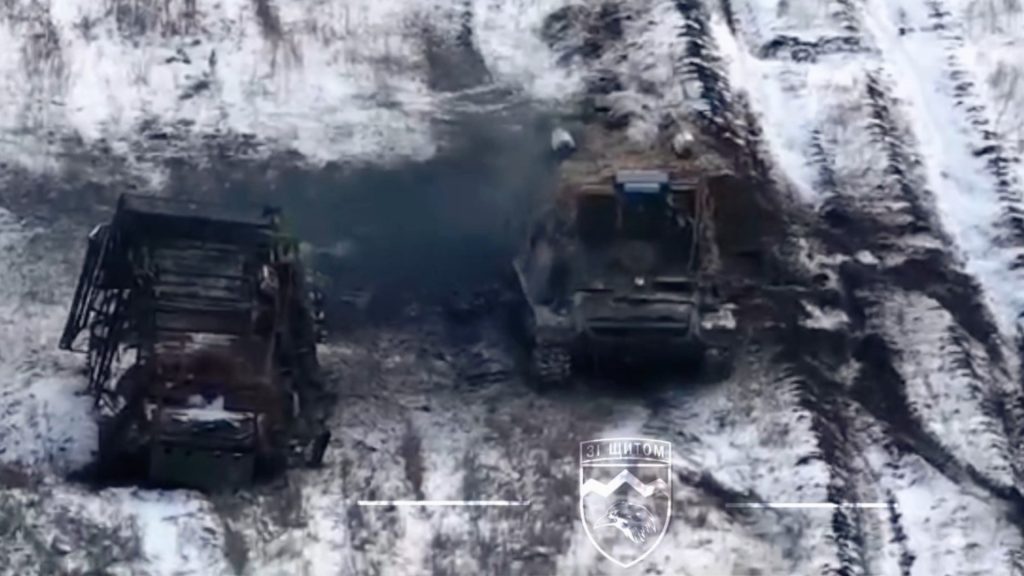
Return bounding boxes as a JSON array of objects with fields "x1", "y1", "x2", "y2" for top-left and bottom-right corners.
[
  {"x1": 726, "y1": 502, "x2": 891, "y2": 510},
  {"x1": 581, "y1": 459, "x2": 667, "y2": 463},
  {"x1": 357, "y1": 500, "x2": 531, "y2": 507}
]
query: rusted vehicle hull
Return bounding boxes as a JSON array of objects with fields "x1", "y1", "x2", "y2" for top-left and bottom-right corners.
[{"x1": 61, "y1": 194, "x2": 331, "y2": 490}]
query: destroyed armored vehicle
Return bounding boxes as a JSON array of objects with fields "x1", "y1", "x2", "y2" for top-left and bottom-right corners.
[
  {"x1": 512, "y1": 169, "x2": 737, "y2": 385},
  {"x1": 59, "y1": 195, "x2": 331, "y2": 490}
]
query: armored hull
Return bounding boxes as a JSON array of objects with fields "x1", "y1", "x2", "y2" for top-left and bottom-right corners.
[
  {"x1": 513, "y1": 168, "x2": 737, "y2": 385},
  {"x1": 572, "y1": 290, "x2": 701, "y2": 360}
]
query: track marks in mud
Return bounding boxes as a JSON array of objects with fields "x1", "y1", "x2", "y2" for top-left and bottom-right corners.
[
  {"x1": 801, "y1": 51, "x2": 1010, "y2": 365},
  {"x1": 263, "y1": 323, "x2": 594, "y2": 575},
  {"x1": 250, "y1": 0, "x2": 301, "y2": 73},
  {"x1": 107, "y1": 0, "x2": 201, "y2": 38},
  {"x1": 707, "y1": 0, "x2": 862, "y2": 202},
  {"x1": 863, "y1": 292, "x2": 1016, "y2": 488},
  {"x1": 0, "y1": 486, "x2": 243, "y2": 576},
  {"x1": 729, "y1": 48, "x2": 930, "y2": 573},
  {"x1": 811, "y1": 68, "x2": 945, "y2": 244},
  {"x1": 861, "y1": 71, "x2": 941, "y2": 237},
  {"x1": 673, "y1": 0, "x2": 743, "y2": 143},
  {"x1": 540, "y1": 2, "x2": 624, "y2": 67},
  {"x1": 805, "y1": 61, "x2": 1024, "y2": 566},
  {"x1": 770, "y1": 255, "x2": 1024, "y2": 574},
  {"x1": 859, "y1": 0, "x2": 1024, "y2": 338},
  {"x1": 252, "y1": 0, "x2": 283, "y2": 42},
  {"x1": 718, "y1": 1, "x2": 1024, "y2": 567},
  {"x1": 809, "y1": 68, "x2": 1006, "y2": 355},
  {"x1": 781, "y1": 360, "x2": 873, "y2": 576},
  {"x1": 418, "y1": 1, "x2": 492, "y2": 93},
  {"x1": 815, "y1": 253, "x2": 1024, "y2": 570},
  {"x1": 0, "y1": 488, "x2": 145, "y2": 575},
  {"x1": 921, "y1": 1, "x2": 1024, "y2": 265},
  {"x1": 646, "y1": 357, "x2": 841, "y2": 573},
  {"x1": 536, "y1": 0, "x2": 762, "y2": 153},
  {"x1": 821, "y1": 0, "x2": 1024, "y2": 513}
]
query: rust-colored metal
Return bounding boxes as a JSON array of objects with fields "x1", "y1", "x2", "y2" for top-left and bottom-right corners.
[{"x1": 60, "y1": 194, "x2": 331, "y2": 490}]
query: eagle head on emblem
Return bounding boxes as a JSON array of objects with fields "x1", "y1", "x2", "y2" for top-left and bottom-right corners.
[{"x1": 594, "y1": 500, "x2": 659, "y2": 545}]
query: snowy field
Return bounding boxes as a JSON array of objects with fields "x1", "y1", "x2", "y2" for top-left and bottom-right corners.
[
  {"x1": 2, "y1": 0, "x2": 1024, "y2": 575},
  {"x1": 0, "y1": 0, "x2": 581, "y2": 183}
]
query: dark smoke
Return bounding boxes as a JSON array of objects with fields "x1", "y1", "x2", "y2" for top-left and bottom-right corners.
[{"x1": 154, "y1": 105, "x2": 561, "y2": 315}]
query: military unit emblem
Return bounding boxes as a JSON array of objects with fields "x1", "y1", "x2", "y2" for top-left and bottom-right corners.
[{"x1": 580, "y1": 438, "x2": 672, "y2": 567}]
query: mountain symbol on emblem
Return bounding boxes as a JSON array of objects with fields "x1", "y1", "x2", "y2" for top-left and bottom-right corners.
[{"x1": 580, "y1": 469, "x2": 670, "y2": 498}]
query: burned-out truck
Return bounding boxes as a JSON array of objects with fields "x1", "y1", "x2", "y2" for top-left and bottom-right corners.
[{"x1": 60, "y1": 195, "x2": 331, "y2": 490}]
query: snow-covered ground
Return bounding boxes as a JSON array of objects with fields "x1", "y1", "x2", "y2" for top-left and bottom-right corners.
[
  {"x1": 711, "y1": 0, "x2": 1024, "y2": 338},
  {"x1": 3, "y1": 0, "x2": 1024, "y2": 574},
  {"x1": 0, "y1": 0, "x2": 581, "y2": 184}
]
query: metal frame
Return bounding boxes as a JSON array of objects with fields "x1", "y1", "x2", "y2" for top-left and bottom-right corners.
[{"x1": 59, "y1": 194, "x2": 330, "y2": 488}]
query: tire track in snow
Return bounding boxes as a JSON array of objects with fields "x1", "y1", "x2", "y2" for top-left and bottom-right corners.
[
  {"x1": 859, "y1": 0, "x2": 1024, "y2": 343},
  {"x1": 808, "y1": 63, "x2": 1018, "y2": 495},
  {"x1": 638, "y1": 353, "x2": 837, "y2": 574},
  {"x1": 713, "y1": 0, "x2": 1024, "y2": 572},
  {"x1": 672, "y1": 0, "x2": 746, "y2": 147},
  {"x1": 710, "y1": 0, "x2": 876, "y2": 203},
  {"x1": 920, "y1": 0, "x2": 1024, "y2": 267},
  {"x1": 910, "y1": 0, "x2": 1024, "y2": 493},
  {"x1": 859, "y1": 0, "x2": 1024, "y2": 505},
  {"x1": 786, "y1": 362, "x2": 872, "y2": 576},
  {"x1": 711, "y1": 4, "x2": 913, "y2": 573},
  {"x1": 816, "y1": 61, "x2": 1024, "y2": 576},
  {"x1": 662, "y1": 17, "x2": 850, "y2": 573}
]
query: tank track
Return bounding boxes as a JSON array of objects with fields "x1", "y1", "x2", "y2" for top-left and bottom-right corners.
[{"x1": 532, "y1": 341, "x2": 572, "y2": 386}]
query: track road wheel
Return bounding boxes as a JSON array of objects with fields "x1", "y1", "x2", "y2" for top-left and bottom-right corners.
[{"x1": 532, "y1": 341, "x2": 572, "y2": 387}]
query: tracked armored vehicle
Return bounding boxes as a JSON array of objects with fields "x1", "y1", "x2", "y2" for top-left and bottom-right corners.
[
  {"x1": 513, "y1": 168, "x2": 738, "y2": 385},
  {"x1": 60, "y1": 195, "x2": 331, "y2": 490}
]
